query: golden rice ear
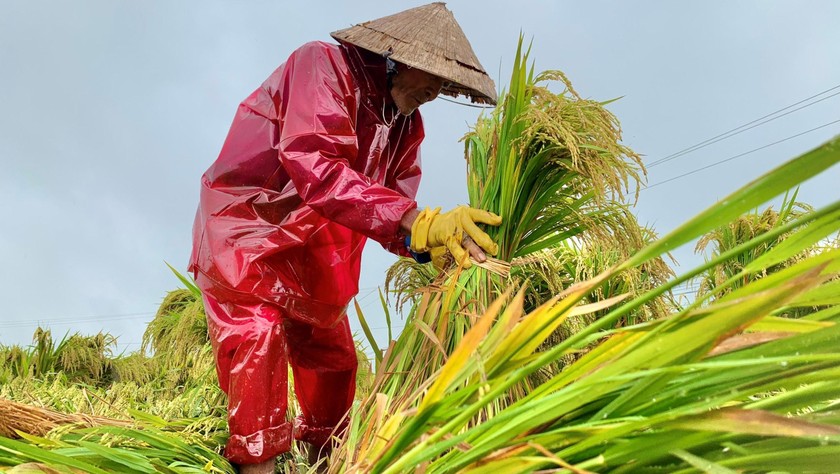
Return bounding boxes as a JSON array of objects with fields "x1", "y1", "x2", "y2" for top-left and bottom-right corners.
[{"x1": 331, "y1": 3, "x2": 497, "y2": 105}]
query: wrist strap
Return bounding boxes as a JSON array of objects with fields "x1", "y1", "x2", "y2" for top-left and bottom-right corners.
[{"x1": 405, "y1": 235, "x2": 431, "y2": 264}]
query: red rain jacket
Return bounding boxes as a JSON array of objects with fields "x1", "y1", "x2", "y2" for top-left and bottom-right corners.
[{"x1": 189, "y1": 42, "x2": 424, "y2": 327}]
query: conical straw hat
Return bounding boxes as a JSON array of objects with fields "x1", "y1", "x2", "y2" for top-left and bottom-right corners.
[{"x1": 331, "y1": 2, "x2": 497, "y2": 105}]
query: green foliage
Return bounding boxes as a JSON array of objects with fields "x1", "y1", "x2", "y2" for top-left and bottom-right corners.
[
  {"x1": 334, "y1": 132, "x2": 840, "y2": 474},
  {"x1": 694, "y1": 191, "x2": 840, "y2": 319},
  {"x1": 524, "y1": 238, "x2": 679, "y2": 374},
  {"x1": 0, "y1": 425, "x2": 234, "y2": 474},
  {"x1": 0, "y1": 329, "x2": 132, "y2": 387}
]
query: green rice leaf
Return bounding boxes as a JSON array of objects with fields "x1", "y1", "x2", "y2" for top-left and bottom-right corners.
[
  {"x1": 671, "y1": 449, "x2": 738, "y2": 474},
  {"x1": 354, "y1": 298, "x2": 382, "y2": 366},
  {"x1": 626, "y1": 135, "x2": 840, "y2": 269},
  {"x1": 166, "y1": 262, "x2": 202, "y2": 299},
  {"x1": 0, "y1": 437, "x2": 109, "y2": 474}
]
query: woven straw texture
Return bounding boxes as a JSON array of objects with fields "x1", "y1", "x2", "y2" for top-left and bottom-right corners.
[{"x1": 332, "y1": 2, "x2": 497, "y2": 104}]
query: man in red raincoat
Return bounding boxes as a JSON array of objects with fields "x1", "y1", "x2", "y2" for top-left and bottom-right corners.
[{"x1": 189, "y1": 4, "x2": 500, "y2": 472}]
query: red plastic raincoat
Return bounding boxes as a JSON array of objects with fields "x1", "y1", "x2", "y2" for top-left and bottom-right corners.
[{"x1": 189, "y1": 41, "x2": 424, "y2": 464}]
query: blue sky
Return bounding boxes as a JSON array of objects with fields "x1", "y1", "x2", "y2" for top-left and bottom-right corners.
[{"x1": 1, "y1": 1, "x2": 839, "y2": 354}]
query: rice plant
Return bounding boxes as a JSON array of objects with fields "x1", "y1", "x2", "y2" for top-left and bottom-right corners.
[{"x1": 693, "y1": 191, "x2": 840, "y2": 319}]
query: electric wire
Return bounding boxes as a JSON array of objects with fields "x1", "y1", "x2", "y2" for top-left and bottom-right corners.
[
  {"x1": 0, "y1": 312, "x2": 156, "y2": 329},
  {"x1": 645, "y1": 118, "x2": 840, "y2": 191},
  {"x1": 1, "y1": 286, "x2": 385, "y2": 329},
  {"x1": 647, "y1": 83, "x2": 840, "y2": 168}
]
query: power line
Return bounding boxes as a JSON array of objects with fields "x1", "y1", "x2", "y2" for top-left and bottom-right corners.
[
  {"x1": 672, "y1": 289, "x2": 700, "y2": 296},
  {"x1": 1, "y1": 287, "x2": 386, "y2": 330},
  {"x1": 644, "y1": 118, "x2": 840, "y2": 190},
  {"x1": 354, "y1": 287, "x2": 380, "y2": 304},
  {"x1": 647, "y1": 83, "x2": 840, "y2": 168},
  {"x1": 365, "y1": 324, "x2": 406, "y2": 331},
  {"x1": 0, "y1": 312, "x2": 157, "y2": 329}
]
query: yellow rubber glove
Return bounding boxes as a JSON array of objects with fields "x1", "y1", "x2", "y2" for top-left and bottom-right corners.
[
  {"x1": 430, "y1": 246, "x2": 450, "y2": 270},
  {"x1": 410, "y1": 206, "x2": 502, "y2": 268}
]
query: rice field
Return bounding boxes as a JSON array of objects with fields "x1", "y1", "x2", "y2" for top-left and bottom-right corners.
[{"x1": 2, "y1": 38, "x2": 840, "y2": 473}]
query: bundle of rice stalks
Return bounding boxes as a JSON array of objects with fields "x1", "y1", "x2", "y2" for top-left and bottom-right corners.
[
  {"x1": 365, "y1": 37, "x2": 670, "y2": 425},
  {"x1": 465, "y1": 54, "x2": 643, "y2": 261},
  {"x1": 144, "y1": 289, "x2": 209, "y2": 358},
  {"x1": 0, "y1": 398, "x2": 132, "y2": 438},
  {"x1": 109, "y1": 352, "x2": 154, "y2": 385}
]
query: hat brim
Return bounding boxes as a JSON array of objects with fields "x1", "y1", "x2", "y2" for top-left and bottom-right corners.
[{"x1": 330, "y1": 3, "x2": 497, "y2": 105}]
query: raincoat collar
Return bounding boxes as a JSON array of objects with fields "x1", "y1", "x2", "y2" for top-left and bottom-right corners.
[{"x1": 340, "y1": 43, "x2": 398, "y2": 116}]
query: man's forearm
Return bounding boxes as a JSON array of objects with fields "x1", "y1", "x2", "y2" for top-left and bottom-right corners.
[{"x1": 400, "y1": 207, "x2": 420, "y2": 236}]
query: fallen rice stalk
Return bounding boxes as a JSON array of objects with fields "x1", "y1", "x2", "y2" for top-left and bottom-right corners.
[{"x1": 0, "y1": 397, "x2": 133, "y2": 438}]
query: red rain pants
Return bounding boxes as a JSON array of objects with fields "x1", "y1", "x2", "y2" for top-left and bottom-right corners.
[{"x1": 202, "y1": 290, "x2": 358, "y2": 465}]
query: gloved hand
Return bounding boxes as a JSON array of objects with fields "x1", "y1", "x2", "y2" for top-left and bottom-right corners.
[
  {"x1": 430, "y1": 246, "x2": 449, "y2": 270},
  {"x1": 410, "y1": 206, "x2": 502, "y2": 268}
]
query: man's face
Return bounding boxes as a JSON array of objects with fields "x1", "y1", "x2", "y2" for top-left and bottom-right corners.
[{"x1": 390, "y1": 64, "x2": 446, "y2": 116}]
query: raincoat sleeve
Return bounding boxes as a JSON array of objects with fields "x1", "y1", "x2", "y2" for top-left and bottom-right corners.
[
  {"x1": 379, "y1": 130, "x2": 423, "y2": 257},
  {"x1": 276, "y1": 43, "x2": 418, "y2": 244}
]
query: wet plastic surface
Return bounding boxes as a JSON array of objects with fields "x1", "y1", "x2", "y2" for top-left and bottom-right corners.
[{"x1": 189, "y1": 41, "x2": 424, "y2": 464}]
